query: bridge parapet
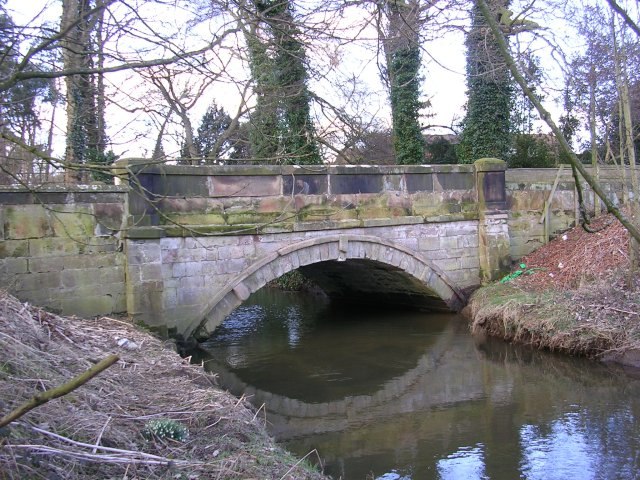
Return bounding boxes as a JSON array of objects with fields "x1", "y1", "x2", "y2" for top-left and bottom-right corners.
[{"x1": 115, "y1": 161, "x2": 481, "y2": 238}]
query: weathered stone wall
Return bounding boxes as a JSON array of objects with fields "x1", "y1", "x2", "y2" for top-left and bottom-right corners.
[
  {"x1": 120, "y1": 162, "x2": 480, "y2": 235},
  {"x1": 1, "y1": 161, "x2": 515, "y2": 333},
  {"x1": 506, "y1": 166, "x2": 630, "y2": 259},
  {"x1": 0, "y1": 186, "x2": 127, "y2": 316}
]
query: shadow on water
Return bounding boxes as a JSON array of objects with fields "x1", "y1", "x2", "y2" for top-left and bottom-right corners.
[{"x1": 190, "y1": 288, "x2": 640, "y2": 480}]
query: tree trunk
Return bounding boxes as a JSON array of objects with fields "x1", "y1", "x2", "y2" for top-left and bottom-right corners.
[
  {"x1": 61, "y1": 0, "x2": 96, "y2": 183},
  {"x1": 588, "y1": 64, "x2": 600, "y2": 215}
]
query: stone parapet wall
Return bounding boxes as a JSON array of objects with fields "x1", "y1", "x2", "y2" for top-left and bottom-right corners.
[
  {"x1": 0, "y1": 186, "x2": 128, "y2": 316},
  {"x1": 506, "y1": 166, "x2": 630, "y2": 259},
  {"x1": 117, "y1": 161, "x2": 479, "y2": 237}
]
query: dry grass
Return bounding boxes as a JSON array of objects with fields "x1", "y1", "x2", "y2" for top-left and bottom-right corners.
[
  {"x1": 469, "y1": 272, "x2": 640, "y2": 360},
  {"x1": 0, "y1": 290, "x2": 326, "y2": 479}
]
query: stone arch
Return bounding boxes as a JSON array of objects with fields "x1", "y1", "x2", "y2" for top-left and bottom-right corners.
[{"x1": 188, "y1": 234, "x2": 466, "y2": 339}]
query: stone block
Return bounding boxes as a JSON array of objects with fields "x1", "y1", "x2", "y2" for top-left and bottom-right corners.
[
  {"x1": 164, "y1": 287, "x2": 178, "y2": 308},
  {"x1": 201, "y1": 261, "x2": 224, "y2": 276},
  {"x1": 127, "y1": 288, "x2": 165, "y2": 321},
  {"x1": 160, "y1": 236, "x2": 184, "y2": 252},
  {"x1": 49, "y1": 206, "x2": 96, "y2": 238},
  {"x1": 460, "y1": 256, "x2": 480, "y2": 269},
  {"x1": 209, "y1": 175, "x2": 281, "y2": 197},
  {"x1": 180, "y1": 275, "x2": 205, "y2": 289},
  {"x1": 172, "y1": 261, "x2": 203, "y2": 278},
  {"x1": 58, "y1": 252, "x2": 124, "y2": 271},
  {"x1": 125, "y1": 240, "x2": 161, "y2": 265},
  {"x1": 15, "y1": 272, "x2": 61, "y2": 291},
  {"x1": 434, "y1": 258, "x2": 460, "y2": 272},
  {"x1": 461, "y1": 235, "x2": 479, "y2": 248},
  {"x1": 137, "y1": 264, "x2": 163, "y2": 282},
  {"x1": 220, "y1": 258, "x2": 247, "y2": 275},
  {"x1": 61, "y1": 267, "x2": 124, "y2": 288},
  {"x1": 0, "y1": 258, "x2": 28, "y2": 276},
  {"x1": 61, "y1": 293, "x2": 116, "y2": 318},
  {"x1": 175, "y1": 247, "x2": 207, "y2": 263},
  {"x1": 439, "y1": 236, "x2": 460, "y2": 250},
  {"x1": 4, "y1": 205, "x2": 53, "y2": 240},
  {"x1": 165, "y1": 213, "x2": 226, "y2": 226},
  {"x1": 177, "y1": 287, "x2": 208, "y2": 307},
  {"x1": 28, "y1": 257, "x2": 64, "y2": 273},
  {"x1": 18, "y1": 289, "x2": 60, "y2": 312},
  {"x1": 0, "y1": 239, "x2": 29, "y2": 258}
]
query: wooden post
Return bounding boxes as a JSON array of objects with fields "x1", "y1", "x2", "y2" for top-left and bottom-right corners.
[{"x1": 540, "y1": 165, "x2": 564, "y2": 244}]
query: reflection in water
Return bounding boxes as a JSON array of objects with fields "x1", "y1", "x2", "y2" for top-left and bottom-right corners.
[
  {"x1": 192, "y1": 289, "x2": 640, "y2": 480},
  {"x1": 437, "y1": 445, "x2": 486, "y2": 480}
]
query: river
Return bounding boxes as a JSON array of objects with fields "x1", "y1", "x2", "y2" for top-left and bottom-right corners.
[{"x1": 191, "y1": 288, "x2": 640, "y2": 480}]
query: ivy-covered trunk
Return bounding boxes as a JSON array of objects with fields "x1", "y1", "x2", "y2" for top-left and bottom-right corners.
[
  {"x1": 382, "y1": 0, "x2": 425, "y2": 165},
  {"x1": 458, "y1": 0, "x2": 512, "y2": 164},
  {"x1": 242, "y1": 0, "x2": 320, "y2": 165},
  {"x1": 61, "y1": 0, "x2": 104, "y2": 183}
]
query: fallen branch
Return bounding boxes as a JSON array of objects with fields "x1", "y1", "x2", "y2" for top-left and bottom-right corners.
[
  {"x1": 0, "y1": 355, "x2": 119, "y2": 428},
  {"x1": 590, "y1": 305, "x2": 639, "y2": 316}
]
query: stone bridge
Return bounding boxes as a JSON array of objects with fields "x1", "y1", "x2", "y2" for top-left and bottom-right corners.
[
  {"x1": 0, "y1": 161, "x2": 624, "y2": 339},
  {"x1": 121, "y1": 158, "x2": 510, "y2": 338}
]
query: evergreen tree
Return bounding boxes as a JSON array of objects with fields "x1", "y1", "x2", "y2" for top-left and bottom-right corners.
[
  {"x1": 0, "y1": 3, "x2": 53, "y2": 183},
  {"x1": 194, "y1": 104, "x2": 233, "y2": 162}
]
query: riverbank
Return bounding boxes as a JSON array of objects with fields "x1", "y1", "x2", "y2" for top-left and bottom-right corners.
[
  {"x1": 468, "y1": 212, "x2": 640, "y2": 367},
  {"x1": 0, "y1": 290, "x2": 327, "y2": 479}
]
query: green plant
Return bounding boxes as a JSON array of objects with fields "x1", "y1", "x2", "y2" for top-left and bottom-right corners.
[
  {"x1": 499, "y1": 263, "x2": 541, "y2": 283},
  {"x1": 142, "y1": 419, "x2": 189, "y2": 442},
  {"x1": 271, "y1": 270, "x2": 310, "y2": 291},
  {"x1": 457, "y1": 0, "x2": 512, "y2": 164}
]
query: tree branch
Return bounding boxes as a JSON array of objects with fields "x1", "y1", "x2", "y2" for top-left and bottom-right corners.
[
  {"x1": 605, "y1": 0, "x2": 640, "y2": 38},
  {"x1": 0, "y1": 355, "x2": 120, "y2": 429}
]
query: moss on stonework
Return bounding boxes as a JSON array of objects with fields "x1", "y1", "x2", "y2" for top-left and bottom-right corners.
[{"x1": 474, "y1": 158, "x2": 507, "y2": 172}]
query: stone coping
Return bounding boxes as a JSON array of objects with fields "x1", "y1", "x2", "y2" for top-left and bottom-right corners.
[
  {"x1": 114, "y1": 159, "x2": 478, "y2": 176},
  {"x1": 0, "y1": 184, "x2": 128, "y2": 193}
]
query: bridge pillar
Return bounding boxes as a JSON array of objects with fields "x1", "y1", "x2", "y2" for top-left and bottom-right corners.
[{"x1": 475, "y1": 158, "x2": 511, "y2": 282}]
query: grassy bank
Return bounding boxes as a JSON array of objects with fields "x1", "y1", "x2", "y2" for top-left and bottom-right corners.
[
  {"x1": 0, "y1": 290, "x2": 327, "y2": 479},
  {"x1": 468, "y1": 213, "x2": 640, "y2": 367}
]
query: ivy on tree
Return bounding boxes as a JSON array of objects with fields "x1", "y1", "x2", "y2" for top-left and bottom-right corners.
[
  {"x1": 458, "y1": 0, "x2": 513, "y2": 164},
  {"x1": 381, "y1": 0, "x2": 426, "y2": 165},
  {"x1": 244, "y1": 0, "x2": 321, "y2": 165}
]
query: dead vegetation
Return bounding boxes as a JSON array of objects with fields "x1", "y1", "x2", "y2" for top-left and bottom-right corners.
[
  {"x1": 0, "y1": 291, "x2": 326, "y2": 479},
  {"x1": 468, "y1": 213, "x2": 640, "y2": 365}
]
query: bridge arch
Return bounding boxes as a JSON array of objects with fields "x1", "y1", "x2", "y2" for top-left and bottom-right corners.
[{"x1": 189, "y1": 234, "x2": 467, "y2": 339}]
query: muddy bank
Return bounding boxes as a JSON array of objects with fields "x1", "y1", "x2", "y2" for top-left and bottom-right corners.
[
  {"x1": 0, "y1": 290, "x2": 327, "y2": 479},
  {"x1": 467, "y1": 213, "x2": 640, "y2": 368}
]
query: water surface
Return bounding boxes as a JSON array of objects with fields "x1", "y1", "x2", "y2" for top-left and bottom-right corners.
[{"x1": 194, "y1": 289, "x2": 640, "y2": 480}]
